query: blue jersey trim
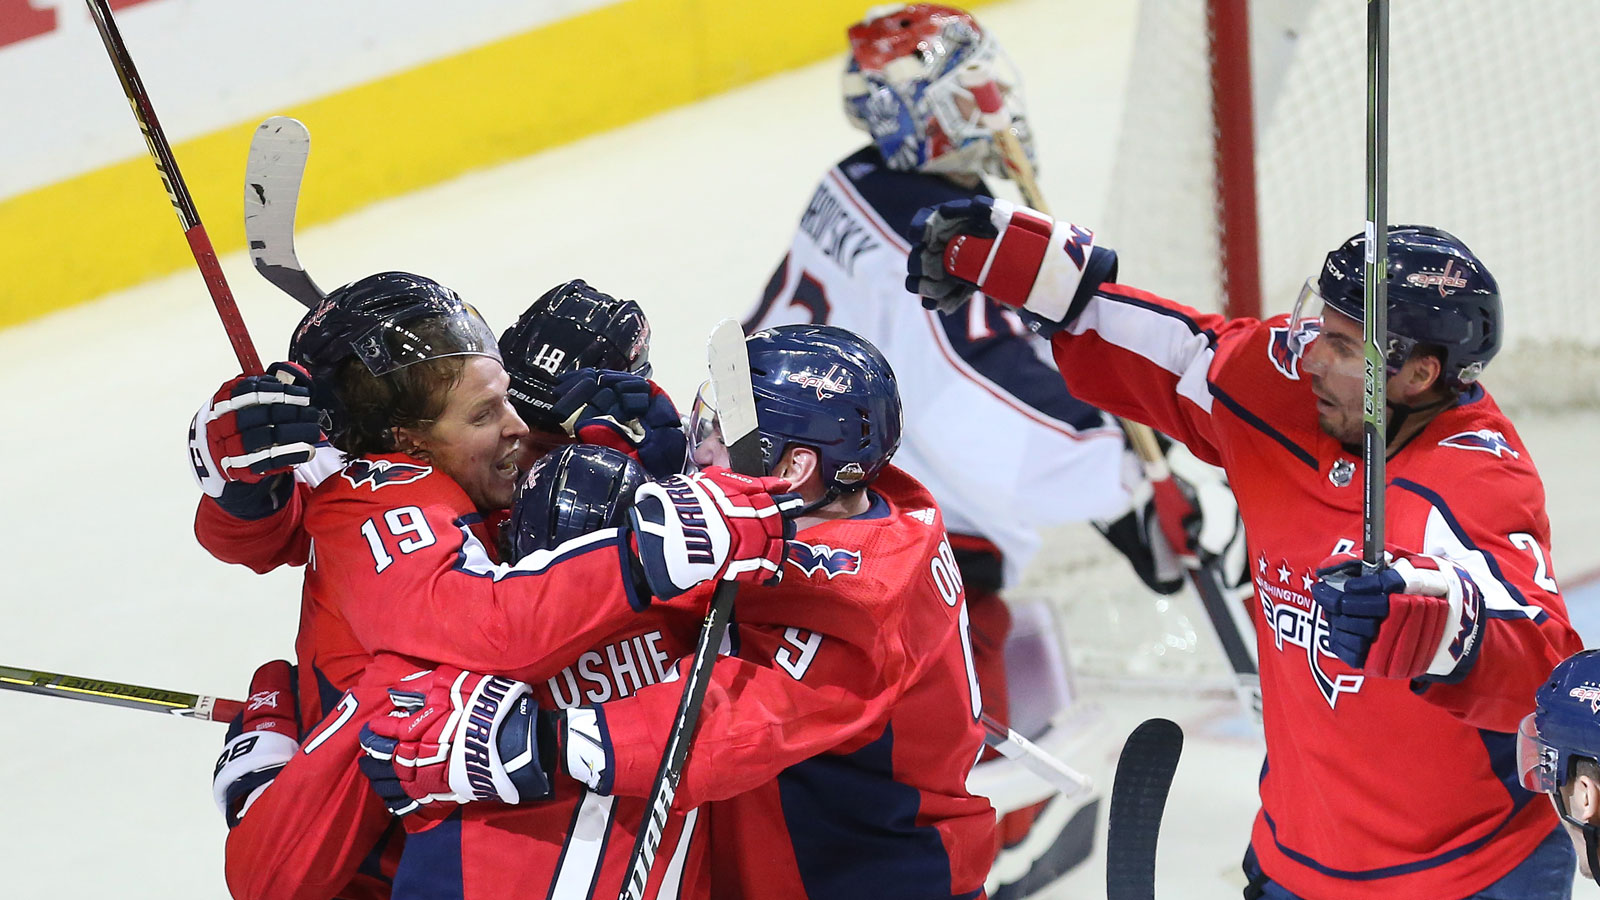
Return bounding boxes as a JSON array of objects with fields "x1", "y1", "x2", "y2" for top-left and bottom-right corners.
[
  {"x1": 933, "y1": 302, "x2": 1114, "y2": 432},
  {"x1": 852, "y1": 490, "x2": 891, "y2": 521},
  {"x1": 1208, "y1": 383, "x2": 1319, "y2": 470},
  {"x1": 392, "y1": 809, "x2": 465, "y2": 900},
  {"x1": 777, "y1": 724, "x2": 971, "y2": 899},
  {"x1": 1260, "y1": 799, "x2": 1524, "y2": 881},
  {"x1": 1391, "y1": 478, "x2": 1546, "y2": 623}
]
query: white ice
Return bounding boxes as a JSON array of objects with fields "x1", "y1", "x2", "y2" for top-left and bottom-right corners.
[{"x1": 4, "y1": 0, "x2": 1598, "y2": 896}]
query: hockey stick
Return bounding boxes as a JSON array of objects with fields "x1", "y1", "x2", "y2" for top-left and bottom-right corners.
[
  {"x1": 1105, "y1": 718, "x2": 1183, "y2": 900},
  {"x1": 619, "y1": 318, "x2": 762, "y2": 900},
  {"x1": 0, "y1": 664, "x2": 243, "y2": 723},
  {"x1": 85, "y1": 0, "x2": 261, "y2": 374},
  {"x1": 960, "y1": 66, "x2": 1261, "y2": 720},
  {"x1": 1361, "y1": 0, "x2": 1390, "y2": 568},
  {"x1": 245, "y1": 117, "x2": 326, "y2": 309},
  {"x1": 981, "y1": 712, "x2": 1094, "y2": 798}
]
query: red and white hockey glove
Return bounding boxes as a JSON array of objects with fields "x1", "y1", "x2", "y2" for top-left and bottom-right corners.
[
  {"x1": 213, "y1": 659, "x2": 301, "y2": 828},
  {"x1": 905, "y1": 197, "x2": 1116, "y2": 328},
  {"x1": 1311, "y1": 550, "x2": 1485, "y2": 681},
  {"x1": 356, "y1": 666, "x2": 557, "y2": 817},
  {"x1": 552, "y1": 368, "x2": 689, "y2": 478},
  {"x1": 189, "y1": 362, "x2": 324, "y2": 515},
  {"x1": 628, "y1": 467, "x2": 801, "y2": 601}
]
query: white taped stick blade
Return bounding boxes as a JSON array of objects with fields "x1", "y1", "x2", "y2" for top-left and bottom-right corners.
[
  {"x1": 705, "y1": 319, "x2": 761, "y2": 475},
  {"x1": 245, "y1": 117, "x2": 324, "y2": 307}
]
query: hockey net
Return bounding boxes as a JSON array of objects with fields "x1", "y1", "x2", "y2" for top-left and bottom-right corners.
[{"x1": 1027, "y1": 0, "x2": 1600, "y2": 693}]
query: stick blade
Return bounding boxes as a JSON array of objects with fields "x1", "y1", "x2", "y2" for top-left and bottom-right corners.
[
  {"x1": 706, "y1": 319, "x2": 762, "y2": 476},
  {"x1": 245, "y1": 116, "x2": 324, "y2": 308},
  {"x1": 1106, "y1": 717, "x2": 1184, "y2": 900}
]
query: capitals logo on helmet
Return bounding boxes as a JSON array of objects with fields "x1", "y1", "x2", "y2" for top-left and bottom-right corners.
[
  {"x1": 842, "y1": 4, "x2": 1032, "y2": 177},
  {"x1": 786, "y1": 541, "x2": 863, "y2": 579},
  {"x1": 747, "y1": 325, "x2": 903, "y2": 494},
  {"x1": 341, "y1": 459, "x2": 433, "y2": 491}
]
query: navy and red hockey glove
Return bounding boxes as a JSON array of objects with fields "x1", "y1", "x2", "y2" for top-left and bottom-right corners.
[
  {"x1": 213, "y1": 659, "x2": 301, "y2": 828},
  {"x1": 1311, "y1": 550, "x2": 1485, "y2": 682},
  {"x1": 356, "y1": 666, "x2": 557, "y2": 817},
  {"x1": 552, "y1": 368, "x2": 688, "y2": 478},
  {"x1": 189, "y1": 362, "x2": 324, "y2": 518},
  {"x1": 628, "y1": 467, "x2": 802, "y2": 601},
  {"x1": 905, "y1": 197, "x2": 1116, "y2": 330}
]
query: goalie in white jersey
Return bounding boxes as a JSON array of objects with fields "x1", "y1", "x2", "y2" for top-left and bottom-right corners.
[{"x1": 740, "y1": 5, "x2": 1245, "y2": 895}]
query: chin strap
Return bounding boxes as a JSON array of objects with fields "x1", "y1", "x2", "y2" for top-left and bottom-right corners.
[
  {"x1": 1385, "y1": 393, "x2": 1458, "y2": 445},
  {"x1": 791, "y1": 486, "x2": 841, "y2": 519},
  {"x1": 1585, "y1": 822, "x2": 1600, "y2": 890}
]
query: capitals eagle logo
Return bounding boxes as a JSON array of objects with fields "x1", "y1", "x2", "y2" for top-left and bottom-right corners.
[
  {"x1": 785, "y1": 541, "x2": 862, "y2": 579},
  {"x1": 342, "y1": 459, "x2": 434, "y2": 491}
]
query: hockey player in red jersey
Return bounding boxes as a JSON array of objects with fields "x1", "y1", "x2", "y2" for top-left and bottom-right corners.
[
  {"x1": 189, "y1": 277, "x2": 683, "y2": 724},
  {"x1": 358, "y1": 324, "x2": 998, "y2": 900},
  {"x1": 908, "y1": 202, "x2": 1585, "y2": 898},
  {"x1": 1520, "y1": 650, "x2": 1600, "y2": 890},
  {"x1": 203, "y1": 273, "x2": 792, "y2": 900},
  {"x1": 741, "y1": 8, "x2": 1247, "y2": 891}
]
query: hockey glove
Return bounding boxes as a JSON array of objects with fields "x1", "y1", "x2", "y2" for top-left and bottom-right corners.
[
  {"x1": 628, "y1": 467, "x2": 802, "y2": 601},
  {"x1": 553, "y1": 369, "x2": 689, "y2": 478},
  {"x1": 213, "y1": 659, "x2": 301, "y2": 828},
  {"x1": 1311, "y1": 550, "x2": 1485, "y2": 682},
  {"x1": 356, "y1": 666, "x2": 557, "y2": 817},
  {"x1": 189, "y1": 362, "x2": 324, "y2": 519},
  {"x1": 905, "y1": 197, "x2": 1116, "y2": 329}
]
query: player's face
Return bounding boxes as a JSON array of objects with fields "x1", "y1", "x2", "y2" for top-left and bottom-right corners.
[
  {"x1": 1300, "y1": 308, "x2": 1404, "y2": 446},
  {"x1": 411, "y1": 357, "x2": 529, "y2": 513}
]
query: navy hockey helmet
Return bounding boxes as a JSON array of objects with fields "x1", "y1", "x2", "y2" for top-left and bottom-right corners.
[
  {"x1": 500, "y1": 279, "x2": 652, "y2": 432},
  {"x1": 288, "y1": 271, "x2": 500, "y2": 436},
  {"x1": 1519, "y1": 649, "x2": 1600, "y2": 884},
  {"x1": 742, "y1": 324, "x2": 902, "y2": 493},
  {"x1": 1306, "y1": 225, "x2": 1501, "y2": 390},
  {"x1": 507, "y1": 444, "x2": 648, "y2": 559}
]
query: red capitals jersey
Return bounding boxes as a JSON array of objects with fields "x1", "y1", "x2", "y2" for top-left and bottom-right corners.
[
  {"x1": 228, "y1": 452, "x2": 711, "y2": 900},
  {"x1": 194, "y1": 448, "x2": 363, "y2": 727},
  {"x1": 595, "y1": 466, "x2": 996, "y2": 900},
  {"x1": 1044, "y1": 282, "x2": 1582, "y2": 898}
]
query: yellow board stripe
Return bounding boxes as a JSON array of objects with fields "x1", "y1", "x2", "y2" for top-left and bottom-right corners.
[{"x1": 0, "y1": 0, "x2": 988, "y2": 330}]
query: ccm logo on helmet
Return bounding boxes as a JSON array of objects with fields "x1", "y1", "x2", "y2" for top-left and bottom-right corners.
[{"x1": 787, "y1": 365, "x2": 853, "y2": 400}]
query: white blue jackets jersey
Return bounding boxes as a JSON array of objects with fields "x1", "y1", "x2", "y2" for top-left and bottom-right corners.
[{"x1": 744, "y1": 147, "x2": 1130, "y2": 586}]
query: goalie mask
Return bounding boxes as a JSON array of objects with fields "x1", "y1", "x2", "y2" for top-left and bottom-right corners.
[{"x1": 843, "y1": 4, "x2": 1033, "y2": 177}]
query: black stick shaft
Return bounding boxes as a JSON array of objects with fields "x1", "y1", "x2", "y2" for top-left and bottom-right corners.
[
  {"x1": 85, "y1": 0, "x2": 262, "y2": 374},
  {"x1": 1362, "y1": 0, "x2": 1390, "y2": 567}
]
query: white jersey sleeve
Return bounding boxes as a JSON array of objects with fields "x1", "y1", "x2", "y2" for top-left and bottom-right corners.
[{"x1": 743, "y1": 150, "x2": 1131, "y2": 584}]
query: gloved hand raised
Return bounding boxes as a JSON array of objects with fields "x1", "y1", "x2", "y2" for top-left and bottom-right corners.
[
  {"x1": 1312, "y1": 550, "x2": 1485, "y2": 681},
  {"x1": 905, "y1": 197, "x2": 1113, "y2": 329}
]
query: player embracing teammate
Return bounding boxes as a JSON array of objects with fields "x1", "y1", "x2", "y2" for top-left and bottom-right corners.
[
  {"x1": 193, "y1": 268, "x2": 996, "y2": 898},
  {"x1": 908, "y1": 190, "x2": 1586, "y2": 896}
]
